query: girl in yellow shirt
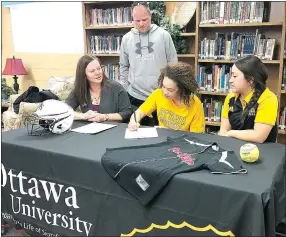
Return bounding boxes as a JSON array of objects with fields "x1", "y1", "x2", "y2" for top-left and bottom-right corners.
[
  {"x1": 128, "y1": 62, "x2": 205, "y2": 133},
  {"x1": 219, "y1": 55, "x2": 278, "y2": 143}
]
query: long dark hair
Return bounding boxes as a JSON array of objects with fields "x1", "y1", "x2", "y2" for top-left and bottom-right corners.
[
  {"x1": 73, "y1": 55, "x2": 108, "y2": 105},
  {"x1": 158, "y1": 62, "x2": 199, "y2": 107},
  {"x1": 234, "y1": 55, "x2": 268, "y2": 123}
]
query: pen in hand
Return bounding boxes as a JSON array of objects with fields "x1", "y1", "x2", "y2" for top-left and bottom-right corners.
[
  {"x1": 130, "y1": 108, "x2": 139, "y2": 131},
  {"x1": 134, "y1": 109, "x2": 137, "y2": 124}
]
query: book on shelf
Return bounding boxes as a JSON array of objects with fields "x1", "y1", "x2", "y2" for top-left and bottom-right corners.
[
  {"x1": 282, "y1": 65, "x2": 286, "y2": 90},
  {"x1": 199, "y1": 29, "x2": 275, "y2": 60},
  {"x1": 202, "y1": 98, "x2": 223, "y2": 123},
  {"x1": 200, "y1": 1, "x2": 270, "y2": 24},
  {"x1": 197, "y1": 64, "x2": 231, "y2": 92},
  {"x1": 104, "y1": 64, "x2": 119, "y2": 81},
  {"x1": 279, "y1": 106, "x2": 286, "y2": 130},
  {"x1": 89, "y1": 7, "x2": 132, "y2": 26},
  {"x1": 90, "y1": 35, "x2": 123, "y2": 54}
]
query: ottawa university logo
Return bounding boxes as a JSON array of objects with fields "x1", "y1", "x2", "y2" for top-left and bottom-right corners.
[{"x1": 1, "y1": 163, "x2": 93, "y2": 236}]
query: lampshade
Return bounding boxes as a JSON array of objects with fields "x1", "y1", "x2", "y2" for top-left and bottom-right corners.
[{"x1": 2, "y1": 56, "x2": 28, "y2": 76}]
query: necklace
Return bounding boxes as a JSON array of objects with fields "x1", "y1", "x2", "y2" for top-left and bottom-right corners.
[{"x1": 91, "y1": 94, "x2": 101, "y2": 105}]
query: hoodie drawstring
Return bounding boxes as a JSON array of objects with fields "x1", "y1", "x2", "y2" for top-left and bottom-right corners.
[
  {"x1": 139, "y1": 32, "x2": 142, "y2": 56},
  {"x1": 147, "y1": 32, "x2": 150, "y2": 53}
]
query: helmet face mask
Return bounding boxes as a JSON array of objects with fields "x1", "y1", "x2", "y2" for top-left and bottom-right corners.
[{"x1": 24, "y1": 100, "x2": 74, "y2": 136}]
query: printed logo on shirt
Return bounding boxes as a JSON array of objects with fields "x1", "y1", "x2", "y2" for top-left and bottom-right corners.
[
  {"x1": 135, "y1": 53, "x2": 155, "y2": 61},
  {"x1": 159, "y1": 109, "x2": 187, "y2": 131},
  {"x1": 135, "y1": 42, "x2": 154, "y2": 55},
  {"x1": 135, "y1": 41, "x2": 155, "y2": 62},
  {"x1": 248, "y1": 108, "x2": 256, "y2": 116},
  {"x1": 168, "y1": 147, "x2": 195, "y2": 166}
]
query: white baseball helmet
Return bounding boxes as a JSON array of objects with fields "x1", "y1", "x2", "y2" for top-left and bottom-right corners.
[{"x1": 24, "y1": 100, "x2": 74, "y2": 135}]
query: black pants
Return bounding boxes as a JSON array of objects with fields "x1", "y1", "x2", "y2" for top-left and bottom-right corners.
[{"x1": 128, "y1": 93, "x2": 158, "y2": 126}]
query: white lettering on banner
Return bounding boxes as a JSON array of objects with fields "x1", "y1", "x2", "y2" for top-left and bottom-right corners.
[
  {"x1": 28, "y1": 178, "x2": 40, "y2": 198},
  {"x1": 1, "y1": 164, "x2": 93, "y2": 236},
  {"x1": 2, "y1": 164, "x2": 78, "y2": 208}
]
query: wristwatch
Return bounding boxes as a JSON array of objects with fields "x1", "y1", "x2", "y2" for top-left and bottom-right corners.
[{"x1": 104, "y1": 114, "x2": 109, "y2": 121}]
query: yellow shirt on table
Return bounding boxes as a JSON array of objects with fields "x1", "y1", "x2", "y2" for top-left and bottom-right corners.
[{"x1": 139, "y1": 89, "x2": 205, "y2": 133}]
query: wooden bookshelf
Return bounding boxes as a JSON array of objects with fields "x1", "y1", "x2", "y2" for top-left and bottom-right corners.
[
  {"x1": 82, "y1": 1, "x2": 286, "y2": 144},
  {"x1": 197, "y1": 2, "x2": 286, "y2": 144},
  {"x1": 85, "y1": 25, "x2": 133, "y2": 30},
  {"x1": 178, "y1": 54, "x2": 196, "y2": 58},
  {"x1": 82, "y1": 1, "x2": 133, "y2": 56},
  {"x1": 199, "y1": 91, "x2": 228, "y2": 96},
  {"x1": 82, "y1": 2, "x2": 197, "y2": 62},
  {"x1": 199, "y1": 22, "x2": 283, "y2": 28},
  {"x1": 180, "y1": 33, "x2": 196, "y2": 37},
  {"x1": 277, "y1": 2, "x2": 286, "y2": 144},
  {"x1": 198, "y1": 59, "x2": 280, "y2": 64},
  {"x1": 94, "y1": 54, "x2": 119, "y2": 57}
]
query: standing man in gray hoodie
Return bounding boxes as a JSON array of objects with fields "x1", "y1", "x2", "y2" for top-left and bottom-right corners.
[{"x1": 119, "y1": 1, "x2": 178, "y2": 125}]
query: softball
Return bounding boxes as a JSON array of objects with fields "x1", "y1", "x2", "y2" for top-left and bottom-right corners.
[{"x1": 240, "y1": 143, "x2": 260, "y2": 163}]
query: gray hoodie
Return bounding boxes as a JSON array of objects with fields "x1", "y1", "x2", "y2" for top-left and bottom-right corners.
[{"x1": 119, "y1": 24, "x2": 178, "y2": 101}]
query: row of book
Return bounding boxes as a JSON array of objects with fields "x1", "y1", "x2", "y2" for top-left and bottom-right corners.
[
  {"x1": 199, "y1": 30, "x2": 275, "y2": 60},
  {"x1": 279, "y1": 107, "x2": 286, "y2": 130},
  {"x1": 90, "y1": 35, "x2": 123, "y2": 54},
  {"x1": 200, "y1": 1, "x2": 270, "y2": 24},
  {"x1": 282, "y1": 65, "x2": 286, "y2": 90},
  {"x1": 89, "y1": 7, "x2": 132, "y2": 26},
  {"x1": 104, "y1": 64, "x2": 119, "y2": 81},
  {"x1": 202, "y1": 99, "x2": 223, "y2": 123},
  {"x1": 197, "y1": 65, "x2": 231, "y2": 92}
]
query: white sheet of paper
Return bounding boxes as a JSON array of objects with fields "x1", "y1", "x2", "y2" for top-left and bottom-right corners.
[
  {"x1": 125, "y1": 127, "x2": 158, "y2": 139},
  {"x1": 72, "y1": 123, "x2": 117, "y2": 134}
]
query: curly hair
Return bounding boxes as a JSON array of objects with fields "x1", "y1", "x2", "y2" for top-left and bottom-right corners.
[{"x1": 158, "y1": 62, "x2": 199, "y2": 107}]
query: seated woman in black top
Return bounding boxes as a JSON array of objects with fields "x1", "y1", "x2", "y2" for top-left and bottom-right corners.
[
  {"x1": 66, "y1": 55, "x2": 132, "y2": 122},
  {"x1": 219, "y1": 55, "x2": 278, "y2": 143}
]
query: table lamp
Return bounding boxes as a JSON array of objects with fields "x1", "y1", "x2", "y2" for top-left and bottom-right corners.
[{"x1": 2, "y1": 56, "x2": 28, "y2": 94}]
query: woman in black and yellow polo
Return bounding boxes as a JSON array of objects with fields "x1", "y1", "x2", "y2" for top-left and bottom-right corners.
[{"x1": 219, "y1": 55, "x2": 278, "y2": 143}]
